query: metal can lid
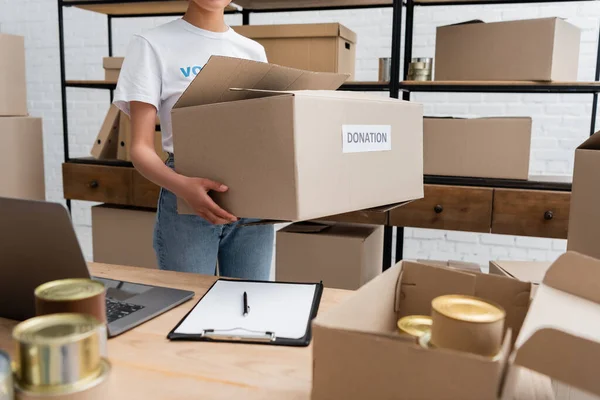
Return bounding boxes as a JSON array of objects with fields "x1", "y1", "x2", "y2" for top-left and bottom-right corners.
[
  {"x1": 35, "y1": 278, "x2": 105, "y2": 301},
  {"x1": 13, "y1": 313, "x2": 102, "y2": 345},
  {"x1": 397, "y1": 315, "x2": 432, "y2": 338},
  {"x1": 432, "y1": 295, "x2": 506, "y2": 323}
]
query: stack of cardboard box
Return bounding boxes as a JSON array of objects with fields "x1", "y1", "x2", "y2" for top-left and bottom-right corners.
[
  {"x1": 0, "y1": 34, "x2": 45, "y2": 201},
  {"x1": 424, "y1": 18, "x2": 581, "y2": 180}
]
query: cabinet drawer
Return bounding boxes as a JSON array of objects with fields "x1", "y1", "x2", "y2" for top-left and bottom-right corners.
[
  {"x1": 389, "y1": 185, "x2": 493, "y2": 232},
  {"x1": 131, "y1": 170, "x2": 160, "y2": 208},
  {"x1": 492, "y1": 189, "x2": 570, "y2": 239},
  {"x1": 63, "y1": 163, "x2": 132, "y2": 205}
]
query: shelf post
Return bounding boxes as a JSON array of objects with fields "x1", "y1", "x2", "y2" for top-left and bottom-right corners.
[
  {"x1": 242, "y1": 9, "x2": 250, "y2": 25},
  {"x1": 591, "y1": 21, "x2": 600, "y2": 136},
  {"x1": 57, "y1": 0, "x2": 72, "y2": 211}
]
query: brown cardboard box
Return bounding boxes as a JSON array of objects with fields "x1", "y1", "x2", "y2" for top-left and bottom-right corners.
[
  {"x1": 92, "y1": 205, "x2": 158, "y2": 269},
  {"x1": 0, "y1": 117, "x2": 45, "y2": 200},
  {"x1": 418, "y1": 258, "x2": 482, "y2": 273},
  {"x1": 0, "y1": 34, "x2": 27, "y2": 116},
  {"x1": 568, "y1": 131, "x2": 600, "y2": 260},
  {"x1": 233, "y1": 23, "x2": 356, "y2": 79},
  {"x1": 276, "y1": 223, "x2": 383, "y2": 290},
  {"x1": 312, "y1": 252, "x2": 600, "y2": 400},
  {"x1": 435, "y1": 18, "x2": 581, "y2": 81},
  {"x1": 103, "y1": 57, "x2": 123, "y2": 82},
  {"x1": 173, "y1": 56, "x2": 424, "y2": 222},
  {"x1": 489, "y1": 260, "x2": 550, "y2": 285},
  {"x1": 424, "y1": 117, "x2": 532, "y2": 179}
]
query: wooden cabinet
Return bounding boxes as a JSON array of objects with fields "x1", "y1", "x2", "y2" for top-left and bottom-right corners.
[
  {"x1": 389, "y1": 185, "x2": 493, "y2": 233},
  {"x1": 492, "y1": 189, "x2": 571, "y2": 239}
]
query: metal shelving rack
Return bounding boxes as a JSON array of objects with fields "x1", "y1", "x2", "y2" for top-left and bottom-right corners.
[
  {"x1": 393, "y1": 0, "x2": 600, "y2": 263},
  {"x1": 57, "y1": 0, "x2": 401, "y2": 270}
]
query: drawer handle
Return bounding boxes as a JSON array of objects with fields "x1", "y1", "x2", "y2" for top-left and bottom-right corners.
[
  {"x1": 88, "y1": 180, "x2": 99, "y2": 189},
  {"x1": 434, "y1": 204, "x2": 444, "y2": 214},
  {"x1": 544, "y1": 211, "x2": 554, "y2": 221}
]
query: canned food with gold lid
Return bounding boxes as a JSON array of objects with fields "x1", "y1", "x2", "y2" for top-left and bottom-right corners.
[
  {"x1": 397, "y1": 315, "x2": 432, "y2": 339},
  {"x1": 0, "y1": 350, "x2": 14, "y2": 400},
  {"x1": 34, "y1": 279, "x2": 106, "y2": 324},
  {"x1": 12, "y1": 313, "x2": 108, "y2": 396}
]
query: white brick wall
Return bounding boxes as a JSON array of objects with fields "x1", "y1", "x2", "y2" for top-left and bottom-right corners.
[{"x1": 1, "y1": 0, "x2": 598, "y2": 267}]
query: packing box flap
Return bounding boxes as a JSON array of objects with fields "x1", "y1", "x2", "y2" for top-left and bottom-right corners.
[
  {"x1": 512, "y1": 252, "x2": 600, "y2": 396},
  {"x1": 234, "y1": 23, "x2": 357, "y2": 43},
  {"x1": 229, "y1": 87, "x2": 408, "y2": 103},
  {"x1": 282, "y1": 222, "x2": 377, "y2": 239},
  {"x1": 173, "y1": 56, "x2": 349, "y2": 109},
  {"x1": 577, "y1": 130, "x2": 600, "y2": 150}
]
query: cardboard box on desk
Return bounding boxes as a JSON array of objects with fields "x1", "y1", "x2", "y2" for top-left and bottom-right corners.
[
  {"x1": 0, "y1": 34, "x2": 27, "y2": 116},
  {"x1": 0, "y1": 117, "x2": 45, "y2": 201},
  {"x1": 568, "y1": 131, "x2": 600, "y2": 260},
  {"x1": 424, "y1": 117, "x2": 532, "y2": 180},
  {"x1": 312, "y1": 252, "x2": 600, "y2": 400},
  {"x1": 233, "y1": 23, "x2": 356, "y2": 79},
  {"x1": 103, "y1": 57, "x2": 123, "y2": 82},
  {"x1": 276, "y1": 222, "x2": 383, "y2": 290},
  {"x1": 435, "y1": 18, "x2": 581, "y2": 81},
  {"x1": 172, "y1": 56, "x2": 424, "y2": 222}
]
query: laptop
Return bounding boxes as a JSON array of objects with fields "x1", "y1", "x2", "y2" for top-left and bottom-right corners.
[{"x1": 0, "y1": 197, "x2": 194, "y2": 337}]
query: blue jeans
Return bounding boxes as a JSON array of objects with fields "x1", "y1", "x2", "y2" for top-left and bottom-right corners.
[{"x1": 153, "y1": 156, "x2": 274, "y2": 280}]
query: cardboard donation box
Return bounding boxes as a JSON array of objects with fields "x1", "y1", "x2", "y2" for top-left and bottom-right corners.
[
  {"x1": 568, "y1": 131, "x2": 600, "y2": 260},
  {"x1": 103, "y1": 57, "x2": 123, "y2": 82},
  {"x1": 312, "y1": 252, "x2": 600, "y2": 400},
  {"x1": 92, "y1": 205, "x2": 158, "y2": 269},
  {"x1": 233, "y1": 23, "x2": 357, "y2": 79},
  {"x1": 424, "y1": 117, "x2": 532, "y2": 179},
  {"x1": 435, "y1": 18, "x2": 581, "y2": 81},
  {"x1": 173, "y1": 56, "x2": 424, "y2": 222},
  {"x1": 276, "y1": 223, "x2": 383, "y2": 290},
  {"x1": 0, "y1": 34, "x2": 27, "y2": 116},
  {"x1": 0, "y1": 117, "x2": 45, "y2": 201}
]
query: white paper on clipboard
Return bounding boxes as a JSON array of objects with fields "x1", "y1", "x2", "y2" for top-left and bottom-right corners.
[{"x1": 174, "y1": 280, "x2": 319, "y2": 340}]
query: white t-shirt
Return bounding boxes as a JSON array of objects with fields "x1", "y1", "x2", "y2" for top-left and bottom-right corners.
[{"x1": 113, "y1": 18, "x2": 267, "y2": 154}]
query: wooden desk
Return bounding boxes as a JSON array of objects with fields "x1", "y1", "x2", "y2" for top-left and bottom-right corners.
[{"x1": 0, "y1": 263, "x2": 350, "y2": 400}]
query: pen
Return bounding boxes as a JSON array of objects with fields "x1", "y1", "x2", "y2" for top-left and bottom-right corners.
[{"x1": 243, "y1": 291, "x2": 249, "y2": 317}]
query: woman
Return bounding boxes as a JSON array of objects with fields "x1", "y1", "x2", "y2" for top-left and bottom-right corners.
[{"x1": 113, "y1": 0, "x2": 273, "y2": 279}]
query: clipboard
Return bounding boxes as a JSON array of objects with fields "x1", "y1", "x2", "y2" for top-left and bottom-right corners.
[{"x1": 167, "y1": 279, "x2": 324, "y2": 347}]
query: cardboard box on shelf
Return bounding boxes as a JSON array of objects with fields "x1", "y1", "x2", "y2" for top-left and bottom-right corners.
[
  {"x1": 418, "y1": 259, "x2": 482, "y2": 273},
  {"x1": 312, "y1": 252, "x2": 600, "y2": 400},
  {"x1": 233, "y1": 23, "x2": 356, "y2": 79},
  {"x1": 103, "y1": 57, "x2": 123, "y2": 82},
  {"x1": 92, "y1": 205, "x2": 158, "y2": 269},
  {"x1": 0, "y1": 117, "x2": 45, "y2": 201},
  {"x1": 173, "y1": 56, "x2": 424, "y2": 222},
  {"x1": 0, "y1": 34, "x2": 27, "y2": 116},
  {"x1": 424, "y1": 117, "x2": 532, "y2": 180},
  {"x1": 435, "y1": 18, "x2": 581, "y2": 82},
  {"x1": 276, "y1": 222, "x2": 383, "y2": 290},
  {"x1": 568, "y1": 131, "x2": 600, "y2": 261}
]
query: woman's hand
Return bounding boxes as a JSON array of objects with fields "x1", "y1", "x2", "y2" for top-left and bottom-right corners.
[{"x1": 178, "y1": 177, "x2": 238, "y2": 225}]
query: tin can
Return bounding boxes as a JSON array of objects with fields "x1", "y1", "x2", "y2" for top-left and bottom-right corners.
[
  {"x1": 397, "y1": 315, "x2": 432, "y2": 339},
  {"x1": 12, "y1": 313, "x2": 109, "y2": 397},
  {"x1": 379, "y1": 57, "x2": 391, "y2": 82},
  {"x1": 0, "y1": 351, "x2": 14, "y2": 400},
  {"x1": 430, "y1": 294, "x2": 505, "y2": 357},
  {"x1": 35, "y1": 279, "x2": 107, "y2": 324}
]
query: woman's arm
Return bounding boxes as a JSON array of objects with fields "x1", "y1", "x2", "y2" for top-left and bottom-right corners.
[{"x1": 129, "y1": 101, "x2": 237, "y2": 225}]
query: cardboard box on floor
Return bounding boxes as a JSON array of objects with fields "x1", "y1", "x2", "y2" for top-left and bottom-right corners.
[
  {"x1": 0, "y1": 34, "x2": 27, "y2": 116},
  {"x1": 312, "y1": 251, "x2": 600, "y2": 400},
  {"x1": 424, "y1": 117, "x2": 532, "y2": 179},
  {"x1": 173, "y1": 56, "x2": 424, "y2": 222},
  {"x1": 0, "y1": 117, "x2": 45, "y2": 201},
  {"x1": 568, "y1": 131, "x2": 600, "y2": 260},
  {"x1": 92, "y1": 205, "x2": 158, "y2": 269},
  {"x1": 233, "y1": 23, "x2": 356, "y2": 79},
  {"x1": 435, "y1": 18, "x2": 581, "y2": 81},
  {"x1": 276, "y1": 222, "x2": 383, "y2": 290},
  {"x1": 103, "y1": 57, "x2": 123, "y2": 82}
]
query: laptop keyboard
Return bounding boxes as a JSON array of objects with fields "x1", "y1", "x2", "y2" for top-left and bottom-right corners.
[{"x1": 106, "y1": 297, "x2": 145, "y2": 323}]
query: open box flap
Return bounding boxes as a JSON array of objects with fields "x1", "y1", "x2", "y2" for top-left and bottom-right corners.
[
  {"x1": 229, "y1": 88, "x2": 413, "y2": 103},
  {"x1": 512, "y1": 252, "x2": 600, "y2": 396},
  {"x1": 282, "y1": 222, "x2": 331, "y2": 234},
  {"x1": 173, "y1": 56, "x2": 349, "y2": 109},
  {"x1": 577, "y1": 130, "x2": 600, "y2": 150}
]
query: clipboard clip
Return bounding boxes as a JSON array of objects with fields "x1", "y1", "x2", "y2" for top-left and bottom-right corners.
[{"x1": 201, "y1": 329, "x2": 276, "y2": 343}]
